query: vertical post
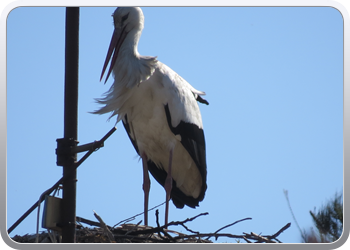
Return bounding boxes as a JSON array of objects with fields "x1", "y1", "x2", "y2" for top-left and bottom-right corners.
[{"x1": 62, "y1": 7, "x2": 79, "y2": 243}]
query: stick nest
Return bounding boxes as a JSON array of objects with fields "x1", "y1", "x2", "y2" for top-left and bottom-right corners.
[{"x1": 11, "y1": 211, "x2": 291, "y2": 243}]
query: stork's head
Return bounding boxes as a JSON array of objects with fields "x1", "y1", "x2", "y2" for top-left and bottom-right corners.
[
  {"x1": 113, "y1": 7, "x2": 144, "y2": 33},
  {"x1": 100, "y1": 7, "x2": 145, "y2": 83}
]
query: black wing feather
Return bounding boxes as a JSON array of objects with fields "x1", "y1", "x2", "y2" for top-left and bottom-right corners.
[
  {"x1": 164, "y1": 104, "x2": 207, "y2": 207},
  {"x1": 122, "y1": 101, "x2": 207, "y2": 209}
]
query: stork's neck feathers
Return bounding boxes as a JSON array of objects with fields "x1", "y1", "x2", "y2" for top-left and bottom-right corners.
[
  {"x1": 120, "y1": 28, "x2": 142, "y2": 57},
  {"x1": 114, "y1": 29, "x2": 158, "y2": 89}
]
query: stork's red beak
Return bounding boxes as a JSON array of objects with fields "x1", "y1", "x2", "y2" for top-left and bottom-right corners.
[{"x1": 100, "y1": 26, "x2": 128, "y2": 83}]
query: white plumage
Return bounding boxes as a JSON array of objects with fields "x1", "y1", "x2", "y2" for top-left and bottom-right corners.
[{"x1": 94, "y1": 7, "x2": 208, "y2": 226}]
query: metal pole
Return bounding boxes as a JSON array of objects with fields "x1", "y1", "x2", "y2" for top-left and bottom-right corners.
[{"x1": 62, "y1": 7, "x2": 79, "y2": 243}]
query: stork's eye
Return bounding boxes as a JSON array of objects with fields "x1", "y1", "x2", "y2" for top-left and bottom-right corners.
[{"x1": 121, "y1": 13, "x2": 129, "y2": 23}]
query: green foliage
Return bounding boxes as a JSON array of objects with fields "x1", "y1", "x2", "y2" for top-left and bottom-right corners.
[{"x1": 305, "y1": 192, "x2": 343, "y2": 243}]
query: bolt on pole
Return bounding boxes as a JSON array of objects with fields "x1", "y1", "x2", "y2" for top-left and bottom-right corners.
[{"x1": 62, "y1": 7, "x2": 79, "y2": 243}]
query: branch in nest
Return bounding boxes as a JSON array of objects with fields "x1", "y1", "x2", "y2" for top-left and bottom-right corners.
[
  {"x1": 165, "y1": 212, "x2": 209, "y2": 234},
  {"x1": 206, "y1": 217, "x2": 252, "y2": 240},
  {"x1": 242, "y1": 222, "x2": 292, "y2": 243},
  {"x1": 93, "y1": 210, "x2": 115, "y2": 243},
  {"x1": 269, "y1": 222, "x2": 291, "y2": 239},
  {"x1": 124, "y1": 220, "x2": 142, "y2": 236},
  {"x1": 76, "y1": 216, "x2": 103, "y2": 228},
  {"x1": 112, "y1": 201, "x2": 166, "y2": 227},
  {"x1": 244, "y1": 232, "x2": 276, "y2": 243},
  {"x1": 155, "y1": 209, "x2": 173, "y2": 241},
  {"x1": 173, "y1": 233, "x2": 248, "y2": 241}
]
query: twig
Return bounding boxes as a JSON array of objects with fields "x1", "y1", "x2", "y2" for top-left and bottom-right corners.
[
  {"x1": 166, "y1": 212, "x2": 209, "y2": 229},
  {"x1": 155, "y1": 210, "x2": 164, "y2": 240},
  {"x1": 180, "y1": 222, "x2": 200, "y2": 234},
  {"x1": 93, "y1": 210, "x2": 115, "y2": 242},
  {"x1": 268, "y1": 222, "x2": 291, "y2": 240},
  {"x1": 248, "y1": 232, "x2": 276, "y2": 243},
  {"x1": 243, "y1": 236, "x2": 252, "y2": 243},
  {"x1": 206, "y1": 217, "x2": 252, "y2": 240},
  {"x1": 154, "y1": 210, "x2": 174, "y2": 242},
  {"x1": 215, "y1": 217, "x2": 252, "y2": 234},
  {"x1": 173, "y1": 233, "x2": 248, "y2": 241},
  {"x1": 124, "y1": 220, "x2": 142, "y2": 236},
  {"x1": 113, "y1": 201, "x2": 166, "y2": 227},
  {"x1": 159, "y1": 212, "x2": 209, "y2": 237},
  {"x1": 155, "y1": 209, "x2": 161, "y2": 228},
  {"x1": 76, "y1": 216, "x2": 103, "y2": 228},
  {"x1": 76, "y1": 219, "x2": 93, "y2": 236},
  {"x1": 274, "y1": 238, "x2": 282, "y2": 243}
]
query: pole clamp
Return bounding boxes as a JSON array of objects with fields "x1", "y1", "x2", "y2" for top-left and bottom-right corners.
[{"x1": 56, "y1": 138, "x2": 79, "y2": 166}]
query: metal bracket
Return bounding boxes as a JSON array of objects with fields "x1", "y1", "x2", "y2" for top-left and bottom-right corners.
[
  {"x1": 56, "y1": 138, "x2": 79, "y2": 166},
  {"x1": 56, "y1": 138, "x2": 106, "y2": 166},
  {"x1": 70, "y1": 140, "x2": 104, "y2": 154}
]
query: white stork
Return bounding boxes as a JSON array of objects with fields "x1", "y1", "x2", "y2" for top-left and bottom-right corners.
[{"x1": 94, "y1": 7, "x2": 208, "y2": 226}]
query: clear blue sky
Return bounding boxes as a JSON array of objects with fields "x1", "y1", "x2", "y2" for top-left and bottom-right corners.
[{"x1": 6, "y1": 7, "x2": 343, "y2": 243}]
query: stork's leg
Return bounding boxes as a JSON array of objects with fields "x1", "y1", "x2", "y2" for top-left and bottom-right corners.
[
  {"x1": 141, "y1": 152, "x2": 150, "y2": 226},
  {"x1": 164, "y1": 148, "x2": 174, "y2": 228}
]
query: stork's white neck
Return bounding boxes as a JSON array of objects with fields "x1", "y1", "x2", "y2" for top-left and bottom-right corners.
[
  {"x1": 113, "y1": 29, "x2": 157, "y2": 89},
  {"x1": 119, "y1": 28, "x2": 142, "y2": 59}
]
